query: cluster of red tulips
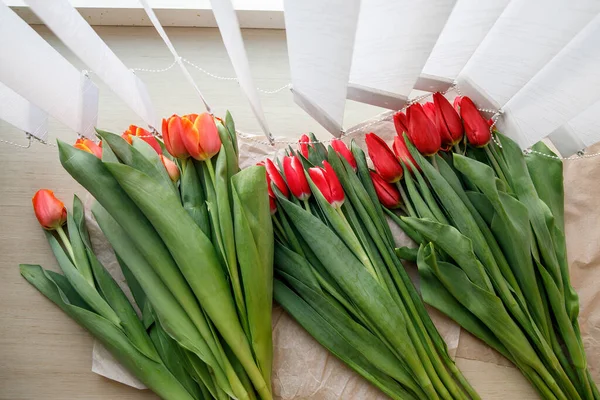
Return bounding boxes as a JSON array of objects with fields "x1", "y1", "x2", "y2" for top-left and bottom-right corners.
[{"x1": 365, "y1": 94, "x2": 494, "y2": 211}]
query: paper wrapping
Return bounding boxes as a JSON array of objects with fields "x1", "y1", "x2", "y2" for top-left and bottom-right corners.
[{"x1": 87, "y1": 112, "x2": 599, "y2": 396}]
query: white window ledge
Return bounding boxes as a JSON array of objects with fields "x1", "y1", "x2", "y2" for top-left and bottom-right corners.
[{"x1": 6, "y1": 0, "x2": 285, "y2": 29}]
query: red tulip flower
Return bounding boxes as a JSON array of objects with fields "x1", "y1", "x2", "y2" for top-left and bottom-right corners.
[
  {"x1": 422, "y1": 102, "x2": 450, "y2": 151},
  {"x1": 331, "y1": 139, "x2": 357, "y2": 171},
  {"x1": 181, "y1": 113, "x2": 222, "y2": 161},
  {"x1": 122, "y1": 125, "x2": 162, "y2": 155},
  {"x1": 265, "y1": 159, "x2": 289, "y2": 198},
  {"x1": 309, "y1": 161, "x2": 345, "y2": 209},
  {"x1": 370, "y1": 171, "x2": 402, "y2": 209},
  {"x1": 74, "y1": 138, "x2": 102, "y2": 159},
  {"x1": 32, "y1": 189, "x2": 67, "y2": 230},
  {"x1": 393, "y1": 111, "x2": 409, "y2": 135},
  {"x1": 406, "y1": 103, "x2": 441, "y2": 156},
  {"x1": 283, "y1": 156, "x2": 311, "y2": 201},
  {"x1": 162, "y1": 115, "x2": 190, "y2": 159},
  {"x1": 365, "y1": 133, "x2": 403, "y2": 183},
  {"x1": 298, "y1": 134, "x2": 311, "y2": 158},
  {"x1": 460, "y1": 97, "x2": 491, "y2": 147},
  {"x1": 433, "y1": 92, "x2": 463, "y2": 147},
  {"x1": 160, "y1": 155, "x2": 180, "y2": 182},
  {"x1": 393, "y1": 135, "x2": 419, "y2": 173},
  {"x1": 453, "y1": 96, "x2": 463, "y2": 113}
]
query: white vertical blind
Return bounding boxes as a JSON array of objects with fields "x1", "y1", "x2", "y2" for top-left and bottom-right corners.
[
  {"x1": 0, "y1": 83, "x2": 48, "y2": 140},
  {"x1": 209, "y1": 0, "x2": 272, "y2": 142},
  {"x1": 550, "y1": 100, "x2": 600, "y2": 156},
  {"x1": 456, "y1": 0, "x2": 600, "y2": 111},
  {"x1": 23, "y1": 0, "x2": 158, "y2": 130},
  {"x1": 422, "y1": 0, "x2": 510, "y2": 81},
  {"x1": 498, "y1": 14, "x2": 600, "y2": 149},
  {"x1": 0, "y1": 1, "x2": 98, "y2": 139},
  {"x1": 348, "y1": 0, "x2": 456, "y2": 110},
  {"x1": 284, "y1": 0, "x2": 361, "y2": 137}
]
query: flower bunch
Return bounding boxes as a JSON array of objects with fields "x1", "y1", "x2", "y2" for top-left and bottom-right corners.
[
  {"x1": 370, "y1": 94, "x2": 598, "y2": 399},
  {"x1": 264, "y1": 134, "x2": 479, "y2": 399},
  {"x1": 21, "y1": 111, "x2": 275, "y2": 400}
]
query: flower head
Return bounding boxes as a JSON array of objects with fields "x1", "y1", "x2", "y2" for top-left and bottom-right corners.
[
  {"x1": 460, "y1": 97, "x2": 491, "y2": 147},
  {"x1": 32, "y1": 189, "x2": 67, "y2": 230},
  {"x1": 433, "y1": 92, "x2": 463, "y2": 147},
  {"x1": 365, "y1": 133, "x2": 403, "y2": 183},
  {"x1": 283, "y1": 156, "x2": 311, "y2": 201},
  {"x1": 393, "y1": 111, "x2": 409, "y2": 135},
  {"x1": 162, "y1": 115, "x2": 190, "y2": 159},
  {"x1": 406, "y1": 103, "x2": 441, "y2": 156},
  {"x1": 74, "y1": 138, "x2": 102, "y2": 159},
  {"x1": 180, "y1": 113, "x2": 222, "y2": 161},
  {"x1": 298, "y1": 134, "x2": 311, "y2": 158},
  {"x1": 370, "y1": 171, "x2": 402, "y2": 209},
  {"x1": 393, "y1": 135, "x2": 419, "y2": 173},
  {"x1": 331, "y1": 139, "x2": 357, "y2": 171},
  {"x1": 160, "y1": 155, "x2": 180, "y2": 182},
  {"x1": 122, "y1": 125, "x2": 162, "y2": 155},
  {"x1": 308, "y1": 161, "x2": 345, "y2": 208}
]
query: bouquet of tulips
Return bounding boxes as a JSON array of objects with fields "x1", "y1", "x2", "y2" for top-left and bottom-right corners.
[
  {"x1": 366, "y1": 93, "x2": 599, "y2": 400},
  {"x1": 263, "y1": 132, "x2": 479, "y2": 399},
  {"x1": 21, "y1": 112, "x2": 274, "y2": 400}
]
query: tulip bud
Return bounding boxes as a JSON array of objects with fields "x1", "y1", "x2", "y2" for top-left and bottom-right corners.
[
  {"x1": 32, "y1": 189, "x2": 67, "y2": 230},
  {"x1": 298, "y1": 134, "x2": 310, "y2": 158},
  {"x1": 370, "y1": 171, "x2": 402, "y2": 209},
  {"x1": 423, "y1": 102, "x2": 451, "y2": 151},
  {"x1": 74, "y1": 138, "x2": 102, "y2": 159},
  {"x1": 263, "y1": 158, "x2": 289, "y2": 198},
  {"x1": 308, "y1": 161, "x2": 345, "y2": 208},
  {"x1": 365, "y1": 133, "x2": 403, "y2": 183},
  {"x1": 393, "y1": 111, "x2": 408, "y2": 135},
  {"x1": 330, "y1": 139, "x2": 357, "y2": 171},
  {"x1": 181, "y1": 113, "x2": 222, "y2": 161},
  {"x1": 393, "y1": 135, "x2": 419, "y2": 173},
  {"x1": 122, "y1": 125, "x2": 162, "y2": 155},
  {"x1": 160, "y1": 155, "x2": 180, "y2": 182},
  {"x1": 162, "y1": 115, "x2": 190, "y2": 159},
  {"x1": 269, "y1": 197, "x2": 277, "y2": 215},
  {"x1": 283, "y1": 156, "x2": 311, "y2": 201},
  {"x1": 460, "y1": 97, "x2": 491, "y2": 147},
  {"x1": 406, "y1": 103, "x2": 441, "y2": 156},
  {"x1": 433, "y1": 92, "x2": 463, "y2": 147},
  {"x1": 453, "y1": 96, "x2": 463, "y2": 113}
]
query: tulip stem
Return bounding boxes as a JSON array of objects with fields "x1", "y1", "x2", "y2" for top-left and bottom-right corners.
[
  {"x1": 205, "y1": 159, "x2": 217, "y2": 187},
  {"x1": 56, "y1": 225, "x2": 75, "y2": 262},
  {"x1": 273, "y1": 215, "x2": 288, "y2": 242},
  {"x1": 453, "y1": 143, "x2": 461, "y2": 153},
  {"x1": 430, "y1": 155, "x2": 439, "y2": 171},
  {"x1": 484, "y1": 145, "x2": 509, "y2": 187},
  {"x1": 396, "y1": 183, "x2": 416, "y2": 218},
  {"x1": 303, "y1": 199, "x2": 312, "y2": 214}
]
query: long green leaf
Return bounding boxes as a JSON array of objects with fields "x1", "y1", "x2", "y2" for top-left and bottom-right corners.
[
  {"x1": 453, "y1": 154, "x2": 549, "y2": 336},
  {"x1": 274, "y1": 280, "x2": 418, "y2": 400},
  {"x1": 45, "y1": 231, "x2": 121, "y2": 326},
  {"x1": 86, "y1": 248, "x2": 160, "y2": 362},
  {"x1": 232, "y1": 166, "x2": 274, "y2": 386},
  {"x1": 20, "y1": 264, "x2": 196, "y2": 400},
  {"x1": 91, "y1": 203, "x2": 233, "y2": 396},
  {"x1": 67, "y1": 196, "x2": 94, "y2": 286},
  {"x1": 103, "y1": 162, "x2": 269, "y2": 400},
  {"x1": 180, "y1": 158, "x2": 211, "y2": 237}
]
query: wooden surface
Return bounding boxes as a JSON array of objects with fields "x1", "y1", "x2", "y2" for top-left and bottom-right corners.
[{"x1": 1, "y1": 26, "x2": 539, "y2": 399}]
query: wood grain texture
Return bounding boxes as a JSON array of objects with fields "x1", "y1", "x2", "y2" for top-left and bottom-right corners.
[{"x1": 0, "y1": 26, "x2": 537, "y2": 399}]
